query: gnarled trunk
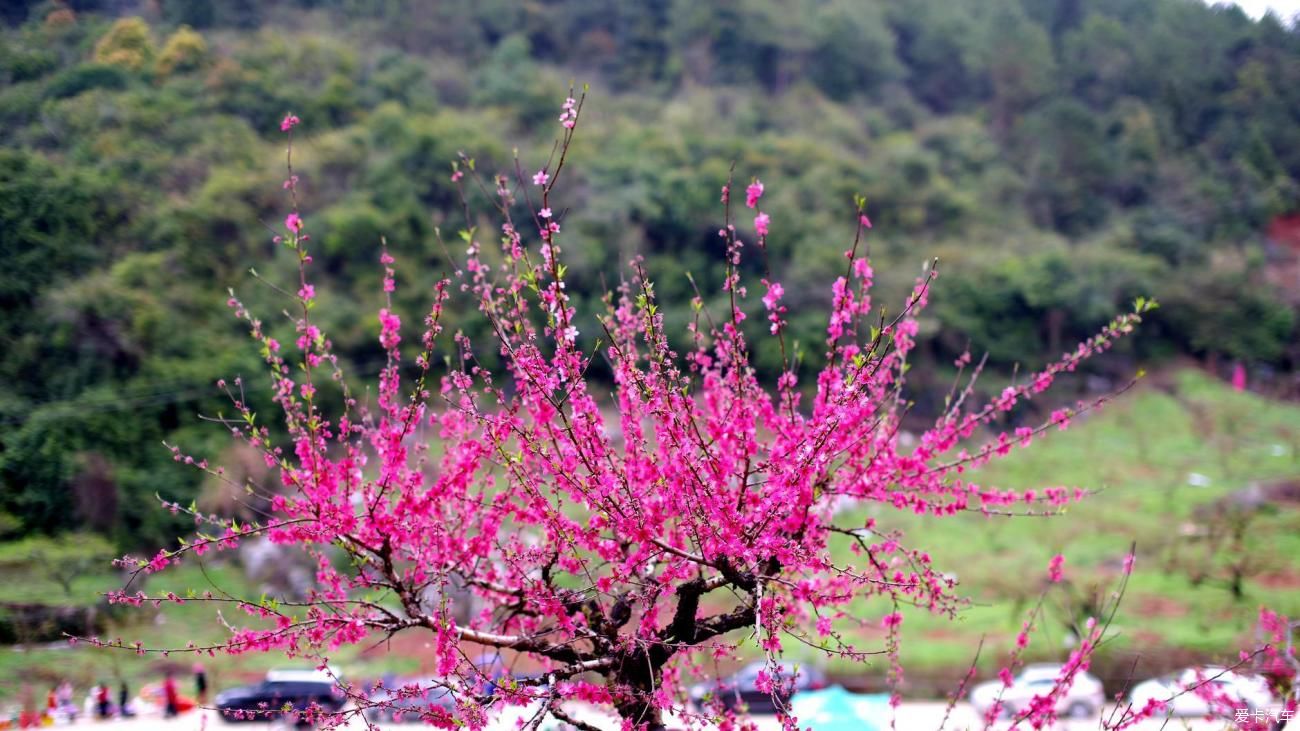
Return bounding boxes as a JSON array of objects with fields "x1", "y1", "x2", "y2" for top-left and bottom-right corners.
[
  {"x1": 612, "y1": 695, "x2": 666, "y2": 731},
  {"x1": 609, "y1": 650, "x2": 667, "y2": 730}
]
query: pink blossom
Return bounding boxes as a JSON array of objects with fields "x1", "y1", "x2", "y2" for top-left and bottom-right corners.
[
  {"x1": 285, "y1": 213, "x2": 303, "y2": 232},
  {"x1": 378, "y1": 308, "x2": 401, "y2": 349},
  {"x1": 993, "y1": 433, "x2": 1012, "y2": 457},
  {"x1": 533, "y1": 170, "x2": 549, "y2": 186},
  {"x1": 815, "y1": 615, "x2": 833, "y2": 637},
  {"x1": 762, "y1": 281, "x2": 784, "y2": 310},
  {"x1": 280, "y1": 114, "x2": 300, "y2": 132},
  {"x1": 147, "y1": 550, "x2": 171, "y2": 573},
  {"x1": 539, "y1": 208, "x2": 552, "y2": 219},
  {"x1": 1232, "y1": 362, "x2": 1247, "y2": 391},
  {"x1": 995, "y1": 386, "x2": 1018, "y2": 411},
  {"x1": 1031, "y1": 371, "x2": 1054, "y2": 393},
  {"x1": 762, "y1": 279, "x2": 788, "y2": 335},
  {"x1": 1048, "y1": 554, "x2": 1065, "y2": 583},
  {"x1": 1050, "y1": 408, "x2": 1071, "y2": 430},
  {"x1": 860, "y1": 213, "x2": 873, "y2": 229},
  {"x1": 754, "y1": 212, "x2": 770, "y2": 237},
  {"x1": 745, "y1": 179, "x2": 764, "y2": 208},
  {"x1": 558, "y1": 97, "x2": 578, "y2": 129}
]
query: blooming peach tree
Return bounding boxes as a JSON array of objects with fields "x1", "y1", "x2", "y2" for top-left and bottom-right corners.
[{"x1": 91, "y1": 95, "x2": 1293, "y2": 730}]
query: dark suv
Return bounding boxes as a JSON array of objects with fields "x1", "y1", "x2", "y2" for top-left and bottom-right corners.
[{"x1": 215, "y1": 669, "x2": 346, "y2": 722}]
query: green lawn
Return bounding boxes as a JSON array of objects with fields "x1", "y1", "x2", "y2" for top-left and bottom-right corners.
[
  {"x1": 0, "y1": 561, "x2": 419, "y2": 705},
  {"x1": 820, "y1": 369, "x2": 1300, "y2": 689}
]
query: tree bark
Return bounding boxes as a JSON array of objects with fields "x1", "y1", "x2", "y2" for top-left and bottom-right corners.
[
  {"x1": 610, "y1": 650, "x2": 667, "y2": 730},
  {"x1": 613, "y1": 695, "x2": 666, "y2": 731}
]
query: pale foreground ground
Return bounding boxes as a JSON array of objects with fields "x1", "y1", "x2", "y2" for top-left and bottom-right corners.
[{"x1": 64, "y1": 704, "x2": 1241, "y2": 731}]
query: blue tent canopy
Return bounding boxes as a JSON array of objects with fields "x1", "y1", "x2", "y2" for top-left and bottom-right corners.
[{"x1": 788, "y1": 686, "x2": 890, "y2": 731}]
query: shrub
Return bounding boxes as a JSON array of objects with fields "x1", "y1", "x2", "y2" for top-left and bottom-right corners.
[
  {"x1": 92, "y1": 17, "x2": 154, "y2": 71},
  {"x1": 155, "y1": 25, "x2": 208, "y2": 77}
]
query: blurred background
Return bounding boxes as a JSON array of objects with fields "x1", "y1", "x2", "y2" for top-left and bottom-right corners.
[{"x1": 1, "y1": 0, "x2": 1300, "y2": 713}]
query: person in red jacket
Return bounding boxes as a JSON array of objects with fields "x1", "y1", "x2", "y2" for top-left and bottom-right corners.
[
  {"x1": 18, "y1": 682, "x2": 39, "y2": 728},
  {"x1": 95, "y1": 682, "x2": 111, "y2": 719},
  {"x1": 163, "y1": 671, "x2": 180, "y2": 718}
]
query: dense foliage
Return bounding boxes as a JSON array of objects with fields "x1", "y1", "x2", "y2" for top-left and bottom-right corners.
[{"x1": 1, "y1": 0, "x2": 1298, "y2": 552}]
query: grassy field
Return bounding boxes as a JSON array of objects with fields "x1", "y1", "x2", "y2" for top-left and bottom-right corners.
[
  {"x1": 817, "y1": 369, "x2": 1300, "y2": 692},
  {"x1": 1, "y1": 368, "x2": 1297, "y2": 704},
  {"x1": 0, "y1": 561, "x2": 422, "y2": 706}
]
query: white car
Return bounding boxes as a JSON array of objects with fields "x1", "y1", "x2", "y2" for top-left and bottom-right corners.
[
  {"x1": 969, "y1": 663, "x2": 1106, "y2": 719},
  {"x1": 1128, "y1": 666, "x2": 1274, "y2": 717}
]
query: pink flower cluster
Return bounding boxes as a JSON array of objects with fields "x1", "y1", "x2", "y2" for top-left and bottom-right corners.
[
  {"x1": 1048, "y1": 553, "x2": 1065, "y2": 583},
  {"x1": 761, "y1": 279, "x2": 786, "y2": 335},
  {"x1": 558, "y1": 97, "x2": 578, "y2": 129}
]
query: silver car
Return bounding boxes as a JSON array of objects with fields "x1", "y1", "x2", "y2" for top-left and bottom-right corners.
[
  {"x1": 1128, "y1": 666, "x2": 1274, "y2": 717},
  {"x1": 969, "y1": 663, "x2": 1106, "y2": 719}
]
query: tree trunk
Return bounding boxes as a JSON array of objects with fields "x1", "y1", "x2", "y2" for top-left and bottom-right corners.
[
  {"x1": 613, "y1": 695, "x2": 666, "y2": 731},
  {"x1": 610, "y1": 651, "x2": 667, "y2": 730}
]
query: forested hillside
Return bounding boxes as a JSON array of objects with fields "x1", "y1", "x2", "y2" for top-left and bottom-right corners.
[{"x1": 2, "y1": 0, "x2": 1298, "y2": 552}]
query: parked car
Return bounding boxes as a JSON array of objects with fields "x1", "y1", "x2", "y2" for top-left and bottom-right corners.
[
  {"x1": 363, "y1": 677, "x2": 455, "y2": 724},
  {"x1": 215, "y1": 668, "x2": 346, "y2": 722},
  {"x1": 1128, "y1": 666, "x2": 1274, "y2": 717},
  {"x1": 968, "y1": 663, "x2": 1106, "y2": 719},
  {"x1": 689, "y1": 660, "x2": 828, "y2": 714}
]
